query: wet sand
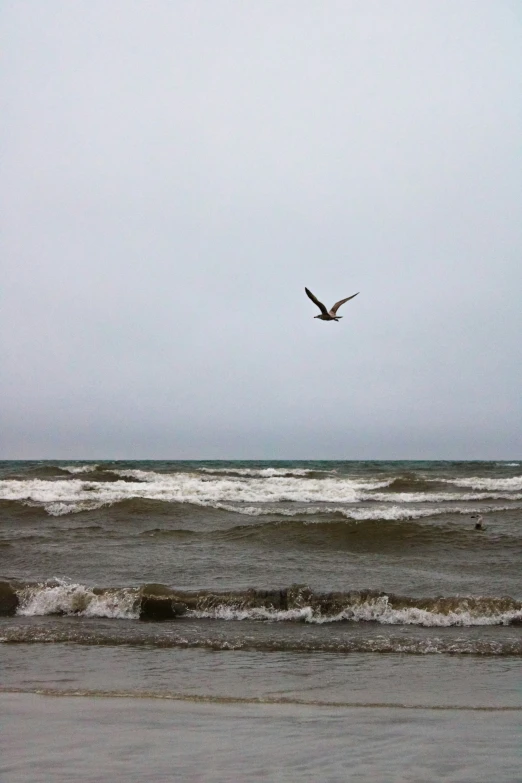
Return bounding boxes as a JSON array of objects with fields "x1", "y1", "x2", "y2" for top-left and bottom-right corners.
[{"x1": 1, "y1": 691, "x2": 521, "y2": 783}]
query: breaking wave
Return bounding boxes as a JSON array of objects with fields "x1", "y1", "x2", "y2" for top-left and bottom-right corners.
[
  {"x1": 5, "y1": 581, "x2": 522, "y2": 628},
  {"x1": 1, "y1": 494, "x2": 519, "y2": 521},
  {"x1": 381, "y1": 475, "x2": 446, "y2": 492},
  {"x1": 15, "y1": 581, "x2": 140, "y2": 620},
  {"x1": 196, "y1": 467, "x2": 338, "y2": 478},
  {"x1": 214, "y1": 501, "x2": 520, "y2": 519},
  {"x1": 1, "y1": 470, "x2": 522, "y2": 517},
  {"x1": 61, "y1": 465, "x2": 98, "y2": 475},
  {"x1": 439, "y1": 476, "x2": 522, "y2": 492}
]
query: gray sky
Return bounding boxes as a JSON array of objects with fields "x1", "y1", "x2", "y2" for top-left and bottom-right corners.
[{"x1": 2, "y1": 1, "x2": 521, "y2": 459}]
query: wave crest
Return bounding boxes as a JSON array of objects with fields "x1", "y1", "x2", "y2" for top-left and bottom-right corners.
[
  {"x1": 10, "y1": 581, "x2": 522, "y2": 627},
  {"x1": 16, "y1": 580, "x2": 140, "y2": 620},
  {"x1": 2, "y1": 471, "x2": 521, "y2": 517},
  {"x1": 440, "y1": 476, "x2": 522, "y2": 491}
]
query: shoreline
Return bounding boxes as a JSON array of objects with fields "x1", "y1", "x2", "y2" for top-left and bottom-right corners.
[
  {"x1": 2, "y1": 687, "x2": 521, "y2": 712},
  {"x1": 2, "y1": 692, "x2": 521, "y2": 782}
]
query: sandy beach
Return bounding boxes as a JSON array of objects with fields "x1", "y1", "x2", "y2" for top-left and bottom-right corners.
[
  {"x1": 1, "y1": 691, "x2": 521, "y2": 783},
  {"x1": 1, "y1": 641, "x2": 521, "y2": 782}
]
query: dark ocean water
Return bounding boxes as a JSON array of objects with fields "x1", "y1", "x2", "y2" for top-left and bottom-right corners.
[{"x1": 1, "y1": 460, "x2": 521, "y2": 781}]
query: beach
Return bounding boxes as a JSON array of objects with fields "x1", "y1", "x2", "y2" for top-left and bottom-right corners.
[
  {"x1": 1, "y1": 653, "x2": 521, "y2": 782},
  {"x1": 2, "y1": 650, "x2": 522, "y2": 783}
]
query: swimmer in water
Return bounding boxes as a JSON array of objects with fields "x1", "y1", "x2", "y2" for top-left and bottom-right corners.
[{"x1": 471, "y1": 514, "x2": 485, "y2": 530}]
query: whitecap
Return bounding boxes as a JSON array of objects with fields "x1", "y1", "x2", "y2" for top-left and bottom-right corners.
[
  {"x1": 439, "y1": 476, "x2": 522, "y2": 491},
  {"x1": 189, "y1": 596, "x2": 522, "y2": 627},
  {"x1": 16, "y1": 580, "x2": 140, "y2": 620},
  {"x1": 0, "y1": 474, "x2": 389, "y2": 511},
  {"x1": 2, "y1": 473, "x2": 521, "y2": 517},
  {"x1": 61, "y1": 464, "x2": 98, "y2": 474},
  {"x1": 212, "y1": 503, "x2": 517, "y2": 521}
]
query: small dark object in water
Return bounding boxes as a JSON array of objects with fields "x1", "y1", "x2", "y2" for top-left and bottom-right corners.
[
  {"x1": 471, "y1": 514, "x2": 485, "y2": 530},
  {"x1": 0, "y1": 581, "x2": 18, "y2": 615}
]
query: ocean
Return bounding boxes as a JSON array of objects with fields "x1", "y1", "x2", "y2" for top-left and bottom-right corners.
[{"x1": 1, "y1": 460, "x2": 521, "y2": 781}]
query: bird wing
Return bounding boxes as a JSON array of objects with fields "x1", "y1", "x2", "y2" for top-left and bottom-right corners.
[
  {"x1": 305, "y1": 287, "x2": 328, "y2": 315},
  {"x1": 330, "y1": 292, "x2": 359, "y2": 314}
]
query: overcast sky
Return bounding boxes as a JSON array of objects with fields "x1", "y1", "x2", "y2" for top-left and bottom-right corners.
[{"x1": 2, "y1": 1, "x2": 521, "y2": 459}]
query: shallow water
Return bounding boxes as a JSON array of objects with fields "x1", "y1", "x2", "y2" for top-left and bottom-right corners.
[
  {"x1": 1, "y1": 691, "x2": 521, "y2": 783},
  {"x1": 2, "y1": 644, "x2": 522, "y2": 709}
]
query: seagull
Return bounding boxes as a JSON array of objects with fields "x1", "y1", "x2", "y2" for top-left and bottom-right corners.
[{"x1": 305, "y1": 287, "x2": 359, "y2": 321}]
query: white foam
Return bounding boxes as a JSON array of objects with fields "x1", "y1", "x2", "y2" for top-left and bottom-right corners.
[
  {"x1": 438, "y1": 476, "x2": 522, "y2": 491},
  {"x1": 112, "y1": 469, "x2": 158, "y2": 481},
  {"x1": 41, "y1": 501, "x2": 111, "y2": 516},
  {"x1": 1, "y1": 474, "x2": 521, "y2": 517},
  {"x1": 192, "y1": 606, "x2": 315, "y2": 622},
  {"x1": 190, "y1": 597, "x2": 522, "y2": 627},
  {"x1": 114, "y1": 468, "x2": 390, "y2": 490},
  {"x1": 61, "y1": 465, "x2": 98, "y2": 474},
  {"x1": 198, "y1": 467, "x2": 320, "y2": 477},
  {"x1": 14, "y1": 581, "x2": 522, "y2": 627},
  {"x1": 16, "y1": 580, "x2": 139, "y2": 619},
  {"x1": 211, "y1": 503, "x2": 516, "y2": 521},
  {"x1": 195, "y1": 466, "x2": 352, "y2": 479},
  {"x1": 368, "y1": 490, "x2": 522, "y2": 503},
  {"x1": 0, "y1": 474, "x2": 389, "y2": 514},
  {"x1": 329, "y1": 596, "x2": 522, "y2": 627}
]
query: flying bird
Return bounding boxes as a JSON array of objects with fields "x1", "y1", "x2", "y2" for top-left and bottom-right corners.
[{"x1": 305, "y1": 287, "x2": 359, "y2": 321}]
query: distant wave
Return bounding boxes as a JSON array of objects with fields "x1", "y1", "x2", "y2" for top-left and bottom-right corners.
[
  {"x1": 61, "y1": 465, "x2": 98, "y2": 474},
  {"x1": 107, "y1": 468, "x2": 392, "y2": 492},
  {"x1": 0, "y1": 475, "x2": 398, "y2": 514},
  {"x1": 196, "y1": 467, "x2": 340, "y2": 479},
  {"x1": 1, "y1": 493, "x2": 520, "y2": 521},
  {"x1": 365, "y1": 491, "x2": 522, "y2": 503},
  {"x1": 380, "y1": 475, "x2": 447, "y2": 493},
  {"x1": 1, "y1": 465, "x2": 140, "y2": 484},
  {"x1": 1, "y1": 465, "x2": 72, "y2": 481},
  {"x1": 8, "y1": 580, "x2": 522, "y2": 628},
  {"x1": 438, "y1": 476, "x2": 522, "y2": 492},
  {"x1": 2, "y1": 471, "x2": 522, "y2": 517},
  {"x1": 211, "y1": 502, "x2": 519, "y2": 523},
  {"x1": 206, "y1": 516, "x2": 521, "y2": 550}
]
